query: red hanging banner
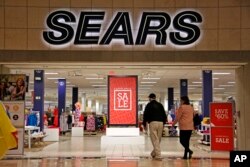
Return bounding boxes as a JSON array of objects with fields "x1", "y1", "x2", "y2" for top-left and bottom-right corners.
[{"x1": 108, "y1": 76, "x2": 138, "y2": 126}]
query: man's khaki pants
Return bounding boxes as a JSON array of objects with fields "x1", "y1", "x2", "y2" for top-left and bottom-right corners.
[{"x1": 149, "y1": 121, "x2": 163, "y2": 158}]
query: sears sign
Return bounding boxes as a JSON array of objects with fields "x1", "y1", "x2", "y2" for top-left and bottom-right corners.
[{"x1": 43, "y1": 10, "x2": 202, "y2": 47}]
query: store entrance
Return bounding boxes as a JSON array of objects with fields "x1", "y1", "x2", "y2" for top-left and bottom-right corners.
[{"x1": 1, "y1": 63, "x2": 239, "y2": 158}]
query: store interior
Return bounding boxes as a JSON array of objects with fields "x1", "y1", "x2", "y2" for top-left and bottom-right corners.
[{"x1": 1, "y1": 63, "x2": 237, "y2": 158}]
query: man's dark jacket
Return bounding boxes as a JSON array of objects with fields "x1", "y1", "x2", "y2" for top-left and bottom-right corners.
[{"x1": 143, "y1": 100, "x2": 167, "y2": 126}]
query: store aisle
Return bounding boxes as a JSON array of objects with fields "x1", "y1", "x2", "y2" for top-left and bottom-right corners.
[{"x1": 0, "y1": 158, "x2": 230, "y2": 167}]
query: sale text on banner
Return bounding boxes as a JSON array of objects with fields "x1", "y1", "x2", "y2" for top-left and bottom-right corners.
[
  {"x1": 210, "y1": 102, "x2": 233, "y2": 127},
  {"x1": 211, "y1": 127, "x2": 234, "y2": 151},
  {"x1": 108, "y1": 76, "x2": 138, "y2": 126}
]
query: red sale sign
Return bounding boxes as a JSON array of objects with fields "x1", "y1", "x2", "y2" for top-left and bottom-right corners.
[
  {"x1": 108, "y1": 76, "x2": 138, "y2": 126},
  {"x1": 211, "y1": 127, "x2": 234, "y2": 151},
  {"x1": 210, "y1": 102, "x2": 234, "y2": 151},
  {"x1": 210, "y1": 102, "x2": 233, "y2": 127}
]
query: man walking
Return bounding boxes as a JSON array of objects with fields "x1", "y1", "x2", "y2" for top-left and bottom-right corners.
[{"x1": 143, "y1": 93, "x2": 167, "y2": 160}]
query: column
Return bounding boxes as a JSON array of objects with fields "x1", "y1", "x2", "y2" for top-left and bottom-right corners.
[
  {"x1": 168, "y1": 87, "x2": 174, "y2": 111},
  {"x1": 202, "y1": 70, "x2": 213, "y2": 117},
  {"x1": 72, "y1": 87, "x2": 78, "y2": 111},
  {"x1": 58, "y1": 79, "x2": 66, "y2": 126},
  {"x1": 33, "y1": 70, "x2": 44, "y2": 130},
  {"x1": 180, "y1": 79, "x2": 188, "y2": 97}
]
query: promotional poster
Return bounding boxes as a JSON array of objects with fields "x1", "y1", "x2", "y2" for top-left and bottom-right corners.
[{"x1": 108, "y1": 76, "x2": 138, "y2": 126}]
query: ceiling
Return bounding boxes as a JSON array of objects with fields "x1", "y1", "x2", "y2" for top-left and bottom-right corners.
[{"x1": 4, "y1": 63, "x2": 237, "y2": 106}]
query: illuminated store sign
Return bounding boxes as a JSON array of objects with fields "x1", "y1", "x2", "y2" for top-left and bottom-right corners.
[{"x1": 43, "y1": 10, "x2": 202, "y2": 47}]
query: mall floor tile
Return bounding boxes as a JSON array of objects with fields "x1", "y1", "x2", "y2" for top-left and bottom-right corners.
[
  {"x1": 0, "y1": 158, "x2": 230, "y2": 167},
  {"x1": 4, "y1": 133, "x2": 230, "y2": 160}
]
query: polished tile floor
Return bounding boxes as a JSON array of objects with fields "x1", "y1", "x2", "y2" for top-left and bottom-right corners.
[
  {"x1": 19, "y1": 134, "x2": 229, "y2": 159},
  {"x1": 1, "y1": 133, "x2": 230, "y2": 166},
  {"x1": 0, "y1": 158, "x2": 230, "y2": 167}
]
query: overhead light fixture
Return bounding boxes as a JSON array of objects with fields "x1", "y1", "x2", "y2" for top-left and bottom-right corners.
[
  {"x1": 213, "y1": 72, "x2": 231, "y2": 75},
  {"x1": 219, "y1": 85, "x2": 234, "y2": 87},
  {"x1": 228, "y1": 81, "x2": 235, "y2": 84},
  {"x1": 214, "y1": 88, "x2": 225, "y2": 90},
  {"x1": 90, "y1": 81, "x2": 104, "y2": 84},
  {"x1": 54, "y1": 81, "x2": 71, "y2": 84},
  {"x1": 142, "y1": 77, "x2": 160, "y2": 80},
  {"x1": 45, "y1": 72, "x2": 59, "y2": 75},
  {"x1": 140, "y1": 85, "x2": 154, "y2": 87},
  {"x1": 192, "y1": 81, "x2": 202, "y2": 84},
  {"x1": 188, "y1": 87, "x2": 196, "y2": 89},
  {"x1": 92, "y1": 85, "x2": 107, "y2": 87},
  {"x1": 67, "y1": 84, "x2": 75, "y2": 87},
  {"x1": 139, "y1": 87, "x2": 151, "y2": 89},
  {"x1": 141, "y1": 81, "x2": 157, "y2": 84},
  {"x1": 189, "y1": 85, "x2": 201, "y2": 87},
  {"x1": 47, "y1": 77, "x2": 65, "y2": 80},
  {"x1": 85, "y1": 77, "x2": 104, "y2": 80}
]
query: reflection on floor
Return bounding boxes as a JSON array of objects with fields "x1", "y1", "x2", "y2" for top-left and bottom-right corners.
[
  {"x1": 2, "y1": 133, "x2": 231, "y2": 167},
  {"x1": 0, "y1": 158, "x2": 230, "y2": 167},
  {"x1": 17, "y1": 134, "x2": 229, "y2": 159}
]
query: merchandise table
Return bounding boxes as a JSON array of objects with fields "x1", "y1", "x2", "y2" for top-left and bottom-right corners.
[{"x1": 24, "y1": 126, "x2": 40, "y2": 149}]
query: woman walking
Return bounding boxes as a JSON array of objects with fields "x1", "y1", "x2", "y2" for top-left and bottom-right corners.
[{"x1": 172, "y1": 96, "x2": 194, "y2": 159}]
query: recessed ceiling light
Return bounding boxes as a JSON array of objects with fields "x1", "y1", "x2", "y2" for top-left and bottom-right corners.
[
  {"x1": 192, "y1": 81, "x2": 202, "y2": 84},
  {"x1": 140, "y1": 85, "x2": 154, "y2": 87},
  {"x1": 67, "y1": 84, "x2": 75, "y2": 87},
  {"x1": 47, "y1": 77, "x2": 65, "y2": 80},
  {"x1": 92, "y1": 85, "x2": 107, "y2": 87},
  {"x1": 219, "y1": 85, "x2": 234, "y2": 87},
  {"x1": 90, "y1": 81, "x2": 104, "y2": 84},
  {"x1": 142, "y1": 77, "x2": 160, "y2": 80},
  {"x1": 228, "y1": 81, "x2": 235, "y2": 84},
  {"x1": 214, "y1": 88, "x2": 225, "y2": 90},
  {"x1": 189, "y1": 85, "x2": 201, "y2": 87},
  {"x1": 55, "y1": 81, "x2": 70, "y2": 84},
  {"x1": 141, "y1": 81, "x2": 157, "y2": 84},
  {"x1": 85, "y1": 77, "x2": 104, "y2": 80},
  {"x1": 213, "y1": 72, "x2": 231, "y2": 75},
  {"x1": 45, "y1": 72, "x2": 59, "y2": 75}
]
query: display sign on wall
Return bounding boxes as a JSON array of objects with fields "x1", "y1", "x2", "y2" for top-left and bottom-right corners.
[
  {"x1": 3, "y1": 101, "x2": 25, "y2": 128},
  {"x1": 0, "y1": 74, "x2": 27, "y2": 101},
  {"x1": 108, "y1": 76, "x2": 138, "y2": 126},
  {"x1": 210, "y1": 102, "x2": 234, "y2": 151}
]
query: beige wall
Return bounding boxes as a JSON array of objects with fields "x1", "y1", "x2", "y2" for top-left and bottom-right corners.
[{"x1": 0, "y1": 0, "x2": 250, "y2": 51}]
